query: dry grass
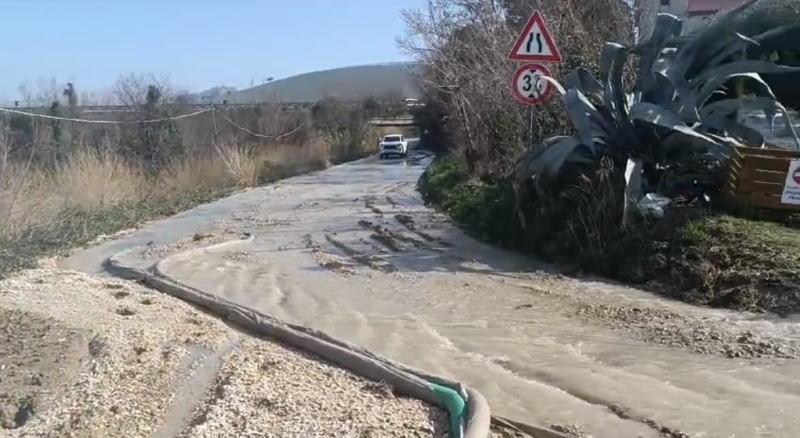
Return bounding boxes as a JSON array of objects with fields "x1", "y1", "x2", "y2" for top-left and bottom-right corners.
[
  {"x1": 0, "y1": 130, "x2": 379, "y2": 246},
  {"x1": 0, "y1": 101, "x2": 382, "y2": 279}
]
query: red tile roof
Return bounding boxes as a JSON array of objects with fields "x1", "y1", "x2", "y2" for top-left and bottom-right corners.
[{"x1": 687, "y1": 0, "x2": 749, "y2": 13}]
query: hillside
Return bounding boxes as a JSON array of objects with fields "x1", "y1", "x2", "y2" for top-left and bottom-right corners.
[{"x1": 198, "y1": 63, "x2": 422, "y2": 104}]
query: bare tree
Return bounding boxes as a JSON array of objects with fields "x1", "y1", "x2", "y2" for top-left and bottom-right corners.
[
  {"x1": 78, "y1": 90, "x2": 94, "y2": 106},
  {"x1": 173, "y1": 90, "x2": 198, "y2": 105},
  {"x1": 35, "y1": 77, "x2": 63, "y2": 106},
  {"x1": 399, "y1": 0, "x2": 632, "y2": 176},
  {"x1": 16, "y1": 77, "x2": 64, "y2": 107},
  {"x1": 95, "y1": 89, "x2": 118, "y2": 106},
  {"x1": 633, "y1": 0, "x2": 660, "y2": 42},
  {"x1": 112, "y1": 73, "x2": 180, "y2": 107},
  {"x1": 17, "y1": 82, "x2": 33, "y2": 107}
]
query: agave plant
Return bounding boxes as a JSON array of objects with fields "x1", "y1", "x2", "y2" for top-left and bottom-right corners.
[{"x1": 515, "y1": 0, "x2": 800, "y2": 210}]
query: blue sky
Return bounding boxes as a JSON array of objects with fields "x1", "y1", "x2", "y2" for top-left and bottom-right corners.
[{"x1": 0, "y1": 0, "x2": 424, "y2": 101}]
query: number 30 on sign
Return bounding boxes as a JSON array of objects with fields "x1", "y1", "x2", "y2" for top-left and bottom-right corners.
[{"x1": 512, "y1": 63, "x2": 553, "y2": 106}]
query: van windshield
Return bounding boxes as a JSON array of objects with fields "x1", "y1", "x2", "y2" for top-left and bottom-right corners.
[{"x1": 383, "y1": 136, "x2": 402, "y2": 142}]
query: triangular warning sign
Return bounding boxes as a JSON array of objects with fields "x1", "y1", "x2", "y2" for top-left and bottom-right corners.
[{"x1": 507, "y1": 10, "x2": 562, "y2": 63}]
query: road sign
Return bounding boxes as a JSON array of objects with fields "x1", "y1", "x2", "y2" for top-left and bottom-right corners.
[
  {"x1": 507, "y1": 10, "x2": 562, "y2": 63},
  {"x1": 781, "y1": 159, "x2": 800, "y2": 204},
  {"x1": 512, "y1": 63, "x2": 553, "y2": 106}
]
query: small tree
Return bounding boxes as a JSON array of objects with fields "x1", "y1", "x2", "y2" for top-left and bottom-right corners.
[
  {"x1": 63, "y1": 83, "x2": 78, "y2": 115},
  {"x1": 114, "y1": 73, "x2": 183, "y2": 170},
  {"x1": 63, "y1": 82, "x2": 79, "y2": 147},
  {"x1": 363, "y1": 96, "x2": 380, "y2": 116},
  {"x1": 48, "y1": 100, "x2": 63, "y2": 145}
]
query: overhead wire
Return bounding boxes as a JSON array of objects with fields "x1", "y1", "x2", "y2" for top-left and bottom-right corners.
[{"x1": 0, "y1": 106, "x2": 306, "y2": 140}]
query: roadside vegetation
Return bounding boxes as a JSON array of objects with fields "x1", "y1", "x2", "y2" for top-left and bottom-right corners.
[
  {"x1": 0, "y1": 74, "x2": 390, "y2": 278},
  {"x1": 405, "y1": 0, "x2": 800, "y2": 315}
]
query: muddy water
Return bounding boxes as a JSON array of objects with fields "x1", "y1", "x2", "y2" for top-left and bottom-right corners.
[{"x1": 63, "y1": 145, "x2": 800, "y2": 437}]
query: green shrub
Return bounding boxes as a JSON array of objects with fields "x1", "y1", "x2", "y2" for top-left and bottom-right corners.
[
  {"x1": 422, "y1": 155, "x2": 800, "y2": 314},
  {"x1": 520, "y1": 4, "x2": 800, "y2": 189}
]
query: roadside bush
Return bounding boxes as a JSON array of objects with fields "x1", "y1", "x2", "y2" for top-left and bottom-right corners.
[
  {"x1": 421, "y1": 155, "x2": 800, "y2": 315},
  {"x1": 410, "y1": 1, "x2": 800, "y2": 314},
  {"x1": 409, "y1": 91, "x2": 450, "y2": 152}
]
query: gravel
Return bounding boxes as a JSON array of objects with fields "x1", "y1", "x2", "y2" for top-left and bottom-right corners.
[
  {"x1": 575, "y1": 301, "x2": 800, "y2": 359},
  {"x1": 0, "y1": 259, "x2": 449, "y2": 437},
  {"x1": 179, "y1": 337, "x2": 447, "y2": 438}
]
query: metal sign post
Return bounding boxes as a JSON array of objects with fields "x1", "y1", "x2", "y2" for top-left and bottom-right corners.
[{"x1": 506, "y1": 10, "x2": 562, "y2": 149}]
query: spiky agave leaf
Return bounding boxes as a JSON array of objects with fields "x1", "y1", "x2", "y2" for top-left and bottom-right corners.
[
  {"x1": 514, "y1": 135, "x2": 585, "y2": 184},
  {"x1": 751, "y1": 22, "x2": 800, "y2": 46},
  {"x1": 599, "y1": 43, "x2": 630, "y2": 123},
  {"x1": 691, "y1": 61, "x2": 800, "y2": 101},
  {"x1": 702, "y1": 32, "x2": 759, "y2": 71},
  {"x1": 693, "y1": 71, "x2": 800, "y2": 150},
  {"x1": 673, "y1": 1, "x2": 800, "y2": 147},
  {"x1": 514, "y1": 0, "x2": 800, "y2": 203},
  {"x1": 623, "y1": 158, "x2": 644, "y2": 226},
  {"x1": 700, "y1": 95, "x2": 779, "y2": 117},
  {"x1": 675, "y1": 0, "x2": 760, "y2": 75},
  {"x1": 521, "y1": 71, "x2": 633, "y2": 182},
  {"x1": 628, "y1": 102, "x2": 735, "y2": 159},
  {"x1": 633, "y1": 14, "x2": 683, "y2": 103},
  {"x1": 700, "y1": 113, "x2": 767, "y2": 148},
  {"x1": 563, "y1": 68, "x2": 604, "y2": 103},
  {"x1": 652, "y1": 56, "x2": 698, "y2": 122},
  {"x1": 563, "y1": 88, "x2": 602, "y2": 150}
]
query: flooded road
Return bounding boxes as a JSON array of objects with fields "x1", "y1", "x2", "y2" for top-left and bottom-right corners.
[{"x1": 63, "y1": 144, "x2": 800, "y2": 437}]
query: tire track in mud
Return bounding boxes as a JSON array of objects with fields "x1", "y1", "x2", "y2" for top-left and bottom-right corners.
[
  {"x1": 323, "y1": 233, "x2": 396, "y2": 273},
  {"x1": 393, "y1": 213, "x2": 454, "y2": 248},
  {"x1": 150, "y1": 338, "x2": 242, "y2": 438},
  {"x1": 363, "y1": 196, "x2": 384, "y2": 217},
  {"x1": 363, "y1": 196, "x2": 452, "y2": 251},
  {"x1": 301, "y1": 232, "x2": 396, "y2": 274},
  {"x1": 301, "y1": 234, "x2": 358, "y2": 277},
  {"x1": 360, "y1": 237, "x2": 391, "y2": 254},
  {"x1": 357, "y1": 219, "x2": 432, "y2": 252},
  {"x1": 266, "y1": 271, "x2": 291, "y2": 310}
]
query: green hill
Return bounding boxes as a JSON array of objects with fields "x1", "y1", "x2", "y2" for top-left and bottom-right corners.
[{"x1": 199, "y1": 63, "x2": 423, "y2": 104}]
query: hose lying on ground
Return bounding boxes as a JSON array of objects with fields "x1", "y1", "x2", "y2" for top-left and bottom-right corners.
[{"x1": 103, "y1": 233, "x2": 572, "y2": 438}]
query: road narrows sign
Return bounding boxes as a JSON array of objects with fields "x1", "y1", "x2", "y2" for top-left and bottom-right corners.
[
  {"x1": 507, "y1": 10, "x2": 562, "y2": 63},
  {"x1": 512, "y1": 63, "x2": 553, "y2": 106}
]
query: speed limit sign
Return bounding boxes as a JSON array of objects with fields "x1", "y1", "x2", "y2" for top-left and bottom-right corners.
[{"x1": 511, "y1": 63, "x2": 553, "y2": 106}]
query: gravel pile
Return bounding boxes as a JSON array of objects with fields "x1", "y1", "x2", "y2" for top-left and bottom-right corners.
[
  {"x1": 180, "y1": 337, "x2": 447, "y2": 438},
  {"x1": 0, "y1": 259, "x2": 448, "y2": 437}
]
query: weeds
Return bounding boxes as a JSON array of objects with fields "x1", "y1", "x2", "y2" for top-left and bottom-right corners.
[
  {"x1": 421, "y1": 155, "x2": 800, "y2": 315},
  {"x1": 0, "y1": 96, "x2": 382, "y2": 278}
]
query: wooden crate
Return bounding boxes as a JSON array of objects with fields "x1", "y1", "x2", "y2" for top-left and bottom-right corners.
[{"x1": 721, "y1": 146, "x2": 800, "y2": 212}]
